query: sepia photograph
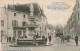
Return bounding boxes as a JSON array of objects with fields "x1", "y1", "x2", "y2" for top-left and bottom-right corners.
[{"x1": 0, "y1": 0, "x2": 80, "y2": 51}]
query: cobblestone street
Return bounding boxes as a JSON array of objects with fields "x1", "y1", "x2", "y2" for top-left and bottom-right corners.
[{"x1": 1, "y1": 37, "x2": 80, "y2": 51}]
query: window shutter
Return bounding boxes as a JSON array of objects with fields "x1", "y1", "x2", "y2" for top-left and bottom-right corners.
[{"x1": 1, "y1": 20, "x2": 4, "y2": 26}]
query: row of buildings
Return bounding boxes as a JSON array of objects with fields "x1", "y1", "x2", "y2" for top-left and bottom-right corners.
[
  {"x1": 65, "y1": 0, "x2": 80, "y2": 39},
  {"x1": 1, "y1": 3, "x2": 55, "y2": 43}
]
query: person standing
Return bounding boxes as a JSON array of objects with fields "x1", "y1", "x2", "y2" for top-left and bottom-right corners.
[
  {"x1": 61, "y1": 35, "x2": 63, "y2": 42},
  {"x1": 42, "y1": 34, "x2": 45, "y2": 44},
  {"x1": 9, "y1": 36, "x2": 11, "y2": 43},
  {"x1": 36, "y1": 33, "x2": 39, "y2": 38},
  {"x1": 61, "y1": 35, "x2": 65, "y2": 43},
  {"x1": 49, "y1": 35, "x2": 51, "y2": 44},
  {"x1": 67, "y1": 35, "x2": 70, "y2": 42},
  {"x1": 33, "y1": 34, "x2": 36, "y2": 46},
  {"x1": 42, "y1": 35, "x2": 45, "y2": 39},
  {"x1": 75, "y1": 34, "x2": 78, "y2": 46},
  {"x1": 13, "y1": 37, "x2": 15, "y2": 43},
  {"x1": 45, "y1": 37, "x2": 47, "y2": 45},
  {"x1": 7, "y1": 37, "x2": 9, "y2": 43}
]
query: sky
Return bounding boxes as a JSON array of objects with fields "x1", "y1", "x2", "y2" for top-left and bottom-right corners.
[{"x1": 0, "y1": 0, "x2": 76, "y2": 27}]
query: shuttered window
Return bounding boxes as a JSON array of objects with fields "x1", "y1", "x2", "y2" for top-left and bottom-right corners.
[
  {"x1": 12, "y1": 20, "x2": 18, "y2": 27},
  {"x1": 1, "y1": 20, "x2": 4, "y2": 26},
  {"x1": 14, "y1": 13, "x2": 16, "y2": 16},
  {"x1": 1, "y1": 30, "x2": 3, "y2": 37}
]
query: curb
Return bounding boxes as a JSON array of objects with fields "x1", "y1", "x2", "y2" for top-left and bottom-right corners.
[{"x1": 9, "y1": 44, "x2": 53, "y2": 47}]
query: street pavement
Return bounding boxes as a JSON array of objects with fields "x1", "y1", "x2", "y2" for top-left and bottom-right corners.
[{"x1": 1, "y1": 37, "x2": 80, "y2": 51}]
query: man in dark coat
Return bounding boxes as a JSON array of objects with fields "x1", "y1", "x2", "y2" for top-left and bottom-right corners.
[
  {"x1": 49, "y1": 35, "x2": 51, "y2": 44},
  {"x1": 67, "y1": 35, "x2": 70, "y2": 42},
  {"x1": 13, "y1": 37, "x2": 15, "y2": 43},
  {"x1": 45, "y1": 37, "x2": 47, "y2": 44},
  {"x1": 61, "y1": 35, "x2": 64, "y2": 43},
  {"x1": 42, "y1": 35, "x2": 45, "y2": 39},
  {"x1": 75, "y1": 34, "x2": 78, "y2": 46},
  {"x1": 7, "y1": 37, "x2": 9, "y2": 43},
  {"x1": 9, "y1": 37, "x2": 11, "y2": 43}
]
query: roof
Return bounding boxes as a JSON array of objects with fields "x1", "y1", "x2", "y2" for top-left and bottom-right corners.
[{"x1": 7, "y1": 3, "x2": 46, "y2": 17}]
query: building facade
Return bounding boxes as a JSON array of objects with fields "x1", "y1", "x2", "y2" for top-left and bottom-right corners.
[
  {"x1": 1, "y1": 3, "x2": 48, "y2": 43},
  {"x1": 66, "y1": 0, "x2": 80, "y2": 39}
]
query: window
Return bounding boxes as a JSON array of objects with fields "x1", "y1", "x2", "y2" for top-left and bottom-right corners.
[
  {"x1": 1, "y1": 30, "x2": 3, "y2": 37},
  {"x1": 23, "y1": 15, "x2": 25, "y2": 18},
  {"x1": 14, "y1": 13, "x2": 16, "y2": 16},
  {"x1": 12, "y1": 20, "x2": 18, "y2": 27},
  {"x1": 1, "y1": 20, "x2": 4, "y2": 26},
  {"x1": 23, "y1": 22, "x2": 26, "y2": 26}
]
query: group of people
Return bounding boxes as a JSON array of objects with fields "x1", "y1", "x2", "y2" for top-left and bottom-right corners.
[
  {"x1": 60, "y1": 34, "x2": 79, "y2": 46},
  {"x1": 33, "y1": 34, "x2": 52, "y2": 46},
  {"x1": 60, "y1": 34, "x2": 70, "y2": 43},
  {"x1": 42, "y1": 35, "x2": 52, "y2": 44},
  {"x1": 7, "y1": 36, "x2": 16, "y2": 43}
]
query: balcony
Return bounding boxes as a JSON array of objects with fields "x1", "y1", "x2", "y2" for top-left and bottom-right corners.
[
  {"x1": 25, "y1": 24, "x2": 39, "y2": 28},
  {"x1": 13, "y1": 26, "x2": 26, "y2": 30},
  {"x1": 13, "y1": 23, "x2": 39, "y2": 30},
  {"x1": 28, "y1": 16, "x2": 35, "y2": 21},
  {"x1": 28, "y1": 16, "x2": 35, "y2": 19}
]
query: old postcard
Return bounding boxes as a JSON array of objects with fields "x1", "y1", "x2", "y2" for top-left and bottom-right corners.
[{"x1": 0, "y1": 0, "x2": 80, "y2": 51}]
